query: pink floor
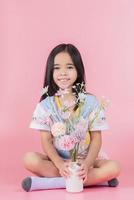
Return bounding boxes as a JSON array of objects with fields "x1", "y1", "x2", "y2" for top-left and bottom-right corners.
[{"x1": 0, "y1": 175, "x2": 133, "y2": 200}]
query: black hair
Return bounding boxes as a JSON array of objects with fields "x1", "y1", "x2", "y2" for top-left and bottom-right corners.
[{"x1": 39, "y1": 43, "x2": 86, "y2": 102}]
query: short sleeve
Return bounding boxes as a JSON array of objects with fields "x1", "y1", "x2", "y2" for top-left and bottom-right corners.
[
  {"x1": 29, "y1": 102, "x2": 52, "y2": 131},
  {"x1": 88, "y1": 96, "x2": 109, "y2": 132}
]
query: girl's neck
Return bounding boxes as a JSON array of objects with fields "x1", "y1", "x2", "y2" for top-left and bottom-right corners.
[
  {"x1": 61, "y1": 92, "x2": 75, "y2": 101},
  {"x1": 58, "y1": 88, "x2": 75, "y2": 102}
]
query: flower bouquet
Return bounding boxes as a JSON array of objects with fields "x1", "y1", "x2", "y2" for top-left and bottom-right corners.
[{"x1": 41, "y1": 84, "x2": 110, "y2": 192}]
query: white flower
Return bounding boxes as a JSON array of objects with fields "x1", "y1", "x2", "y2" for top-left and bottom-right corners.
[
  {"x1": 41, "y1": 86, "x2": 49, "y2": 96},
  {"x1": 51, "y1": 122, "x2": 66, "y2": 137},
  {"x1": 81, "y1": 82, "x2": 85, "y2": 88},
  {"x1": 77, "y1": 92, "x2": 86, "y2": 103},
  {"x1": 100, "y1": 96, "x2": 110, "y2": 110},
  {"x1": 72, "y1": 85, "x2": 76, "y2": 89}
]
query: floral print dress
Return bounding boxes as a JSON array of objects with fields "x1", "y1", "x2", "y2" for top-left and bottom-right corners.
[{"x1": 29, "y1": 94, "x2": 109, "y2": 160}]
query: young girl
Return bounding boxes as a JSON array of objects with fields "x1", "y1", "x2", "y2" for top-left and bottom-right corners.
[{"x1": 22, "y1": 43, "x2": 120, "y2": 192}]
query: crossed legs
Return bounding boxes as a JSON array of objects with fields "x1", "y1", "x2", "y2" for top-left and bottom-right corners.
[{"x1": 23, "y1": 151, "x2": 121, "y2": 186}]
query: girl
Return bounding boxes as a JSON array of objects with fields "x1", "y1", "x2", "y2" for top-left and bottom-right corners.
[{"x1": 22, "y1": 43, "x2": 120, "y2": 192}]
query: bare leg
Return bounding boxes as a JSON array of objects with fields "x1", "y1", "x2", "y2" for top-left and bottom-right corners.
[
  {"x1": 23, "y1": 152, "x2": 120, "y2": 183},
  {"x1": 84, "y1": 159, "x2": 121, "y2": 186},
  {"x1": 23, "y1": 152, "x2": 61, "y2": 177},
  {"x1": 22, "y1": 153, "x2": 120, "y2": 191}
]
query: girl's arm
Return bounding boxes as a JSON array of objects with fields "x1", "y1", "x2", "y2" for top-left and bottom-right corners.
[
  {"x1": 40, "y1": 131, "x2": 64, "y2": 169},
  {"x1": 77, "y1": 131, "x2": 102, "y2": 181},
  {"x1": 84, "y1": 131, "x2": 102, "y2": 167},
  {"x1": 40, "y1": 131, "x2": 71, "y2": 178}
]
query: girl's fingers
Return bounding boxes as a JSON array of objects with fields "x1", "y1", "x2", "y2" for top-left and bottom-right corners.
[
  {"x1": 83, "y1": 176, "x2": 87, "y2": 183},
  {"x1": 78, "y1": 173, "x2": 86, "y2": 179},
  {"x1": 65, "y1": 166, "x2": 71, "y2": 174},
  {"x1": 77, "y1": 169, "x2": 85, "y2": 176},
  {"x1": 77, "y1": 172, "x2": 85, "y2": 177},
  {"x1": 60, "y1": 168, "x2": 70, "y2": 178},
  {"x1": 77, "y1": 169, "x2": 87, "y2": 180},
  {"x1": 78, "y1": 165, "x2": 84, "y2": 171},
  {"x1": 63, "y1": 171, "x2": 71, "y2": 178},
  {"x1": 64, "y1": 163, "x2": 70, "y2": 171},
  {"x1": 78, "y1": 165, "x2": 86, "y2": 173}
]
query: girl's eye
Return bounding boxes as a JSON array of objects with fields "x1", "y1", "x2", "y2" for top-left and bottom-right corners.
[
  {"x1": 53, "y1": 66, "x2": 60, "y2": 70},
  {"x1": 67, "y1": 66, "x2": 74, "y2": 69}
]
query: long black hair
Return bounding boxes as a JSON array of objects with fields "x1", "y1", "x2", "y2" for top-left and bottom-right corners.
[{"x1": 39, "y1": 43, "x2": 86, "y2": 102}]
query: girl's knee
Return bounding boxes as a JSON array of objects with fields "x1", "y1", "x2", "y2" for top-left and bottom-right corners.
[
  {"x1": 23, "y1": 152, "x2": 40, "y2": 170},
  {"x1": 108, "y1": 160, "x2": 121, "y2": 177}
]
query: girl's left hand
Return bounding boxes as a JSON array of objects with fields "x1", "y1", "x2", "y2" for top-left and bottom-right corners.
[{"x1": 77, "y1": 160, "x2": 89, "y2": 182}]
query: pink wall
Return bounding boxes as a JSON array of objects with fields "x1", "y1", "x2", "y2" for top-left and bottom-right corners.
[{"x1": 1, "y1": 0, "x2": 134, "y2": 185}]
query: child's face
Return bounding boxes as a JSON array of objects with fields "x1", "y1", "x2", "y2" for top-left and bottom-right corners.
[{"x1": 53, "y1": 52, "x2": 77, "y2": 90}]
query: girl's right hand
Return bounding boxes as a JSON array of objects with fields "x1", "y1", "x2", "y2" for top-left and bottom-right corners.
[{"x1": 58, "y1": 160, "x2": 71, "y2": 178}]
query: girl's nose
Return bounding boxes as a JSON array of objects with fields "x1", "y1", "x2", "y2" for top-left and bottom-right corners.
[{"x1": 60, "y1": 69, "x2": 67, "y2": 75}]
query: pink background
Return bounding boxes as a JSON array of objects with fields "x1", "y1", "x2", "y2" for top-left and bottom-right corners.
[{"x1": 1, "y1": 0, "x2": 134, "y2": 187}]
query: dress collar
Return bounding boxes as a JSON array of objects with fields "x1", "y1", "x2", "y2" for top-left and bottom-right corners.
[{"x1": 54, "y1": 95, "x2": 82, "y2": 120}]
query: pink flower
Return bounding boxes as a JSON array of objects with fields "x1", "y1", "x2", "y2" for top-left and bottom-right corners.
[
  {"x1": 59, "y1": 135, "x2": 78, "y2": 151},
  {"x1": 73, "y1": 118, "x2": 88, "y2": 141},
  {"x1": 51, "y1": 122, "x2": 66, "y2": 137}
]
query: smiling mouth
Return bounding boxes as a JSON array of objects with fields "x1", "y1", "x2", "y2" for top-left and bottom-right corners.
[{"x1": 58, "y1": 78, "x2": 70, "y2": 81}]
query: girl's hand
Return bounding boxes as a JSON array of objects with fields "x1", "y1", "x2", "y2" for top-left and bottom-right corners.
[
  {"x1": 77, "y1": 160, "x2": 90, "y2": 182},
  {"x1": 58, "y1": 160, "x2": 71, "y2": 178}
]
